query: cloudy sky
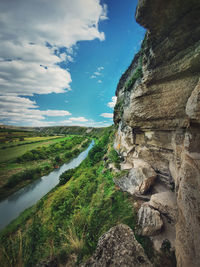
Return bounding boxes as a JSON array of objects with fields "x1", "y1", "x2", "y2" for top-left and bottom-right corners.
[{"x1": 0, "y1": 0, "x2": 145, "y2": 127}]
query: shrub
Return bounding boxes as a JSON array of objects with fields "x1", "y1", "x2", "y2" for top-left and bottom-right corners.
[
  {"x1": 59, "y1": 168, "x2": 75, "y2": 185},
  {"x1": 5, "y1": 168, "x2": 42, "y2": 189},
  {"x1": 44, "y1": 165, "x2": 50, "y2": 171},
  {"x1": 65, "y1": 152, "x2": 72, "y2": 159},
  {"x1": 108, "y1": 148, "x2": 120, "y2": 168},
  {"x1": 55, "y1": 155, "x2": 61, "y2": 163},
  {"x1": 125, "y1": 67, "x2": 143, "y2": 91}
]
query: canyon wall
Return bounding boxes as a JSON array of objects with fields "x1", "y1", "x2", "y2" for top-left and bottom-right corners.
[{"x1": 114, "y1": 0, "x2": 200, "y2": 266}]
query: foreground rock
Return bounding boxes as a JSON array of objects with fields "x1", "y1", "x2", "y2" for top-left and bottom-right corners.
[{"x1": 83, "y1": 224, "x2": 152, "y2": 267}]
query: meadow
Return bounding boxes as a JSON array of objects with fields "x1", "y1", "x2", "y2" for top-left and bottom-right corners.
[
  {"x1": 0, "y1": 136, "x2": 68, "y2": 163},
  {"x1": 0, "y1": 133, "x2": 90, "y2": 200}
]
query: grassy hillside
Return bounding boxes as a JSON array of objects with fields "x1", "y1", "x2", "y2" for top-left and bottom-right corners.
[
  {"x1": 0, "y1": 125, "x2": 111, "y2": 138},
  {"x1": 0, "y1": 126, "x2": 111, "y2": 201},
  {"x1": 0, "y1": 127, "x2": 139, "y2": 267}
]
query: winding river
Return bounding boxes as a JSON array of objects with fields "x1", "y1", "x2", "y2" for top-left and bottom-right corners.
[{"x1": 0, "y1": 140, "x2": 94, "y2": 231}]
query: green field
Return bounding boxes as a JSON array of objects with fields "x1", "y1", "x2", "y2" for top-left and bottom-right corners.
[
  {"x1": 0, "y1": 135, "x2": 62, "y2": 149},
  {"x1": 0, "y1": 130, "x2": 35, "y2": 143},
  {"x1": 0, "y1": 136, "x2": 71, "y2": 163},
  {"x1": 0, "y1": 134, "x2": 89, "y2": 199}
]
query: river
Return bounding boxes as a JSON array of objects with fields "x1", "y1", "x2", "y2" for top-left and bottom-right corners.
[{"x1": 0, "y1": 140, "x2": 94, "y2": 231}]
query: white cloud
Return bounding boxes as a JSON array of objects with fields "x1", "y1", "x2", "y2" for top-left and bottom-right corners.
[
  {"x1": 29, "y1": 118, "x2": 111, "y2": 128},
  {"x1": 0, "y1": 96, "x2": 112, "y2": 127},
  {"x1": 70, "y1": 117, "x2": 88, "y2": 122},
  {"x1": 107, "y1": 96, "x2": 117, "y2": 108},
  {"x1": 97, "y1": 66, "x2": 104, "y2": 71},
  {"x1": 0, "y1": 0, "x2": 107, "y2": 47},
  {"x1": 0, "y1": 0, "x2": 107, "y2": 95},
  {"x1": 0, "y1": 0, "x2": 107, "y2": 125},
  {"x1": 94, "y1": 71, "x2": 101, "y2": 76},
  {"x1": 40, "y1": 110, "x2": 71, "y2": 116},
  {"x1": 98, "y1": 80, "x2": 102, "y2": 83},
  {"x1": 90, "y1": 66, "x2": 104, "y2": 80},
  {"x1": 100, "y1": 113, "x2": 113, "y2": 118},
  {"x1": 0, "y1": 58, "x2": 72, "y2": 95},
  {"x1": 0, "y1": 95, "x2": 38, "y2": 109},
  {"x1": 66, "y1": 55, "x2": 73, "y2": 62},
  {"x1": 0, "y1": 95, "x2": 71, "y2": 125}
]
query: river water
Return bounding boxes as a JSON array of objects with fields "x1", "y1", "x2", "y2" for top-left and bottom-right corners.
[{"x1": 0, "y1": 140, "x2": 94, "y2": 231}]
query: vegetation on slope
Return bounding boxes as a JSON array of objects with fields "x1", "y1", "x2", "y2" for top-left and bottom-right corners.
[
  {"x1": 0, "y1": 136, "x2": 90, "y2": 200},
  {"x1": 34, "y1": 125, "x2": 110, "y2": 137},
  {"x1": 0, "y1": 136, "x2": 68, "y2": 163},
  {"x1": 0, "y1": 127, "x2": 137, "y2": 266}
]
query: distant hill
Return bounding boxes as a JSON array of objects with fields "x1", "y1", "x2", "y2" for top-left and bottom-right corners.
[
  {"x1": 34, "y1": 125, "x2": 113, "y2": 137},
  {"x1": 0, "y1": 125, "x2": 113, "y2": 137}
]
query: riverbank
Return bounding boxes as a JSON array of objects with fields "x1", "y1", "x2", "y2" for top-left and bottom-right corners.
[
  {"x1": 0, "y1": 128, "x2": 139, "y2": 267},
  {"x1": 0, "y1": 137, "x2": 91, "y2": 201},
  {"x1": 0, "y1": 140, "x2": 94, "y2": 231}
]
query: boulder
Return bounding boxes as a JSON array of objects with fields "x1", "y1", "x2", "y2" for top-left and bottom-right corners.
[
  {"x1": 114, "y1": 160, "x2": 157, "y2": 195},
  {"x1": 138, "y1": 203, "x2": 163, "y2": 236},
  {"x1": 149, "y1": 191, "x2": 177, "y2": 222},
  {"x1": 120, "y1": 162, "x2": 133, "y2": 170},
  {"x1": 82, "y1": 224, "x2": 152, "y2": 267}
]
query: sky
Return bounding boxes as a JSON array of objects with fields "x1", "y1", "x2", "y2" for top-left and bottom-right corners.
[{"x1": 0, "y1": 0, "x2": 145, "y2": 128}]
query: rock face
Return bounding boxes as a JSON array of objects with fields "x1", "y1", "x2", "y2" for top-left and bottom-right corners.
[
  {"x1": 83, "y1": 224, "x2": 152, "y2": 267},
  {"x1": 114, "y1": 0, "x2": 200, "y2": 266}
]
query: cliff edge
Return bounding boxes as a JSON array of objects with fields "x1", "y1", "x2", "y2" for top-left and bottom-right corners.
[{"x1": 114, "y1": 0, "x2": 200, "y2": 266}]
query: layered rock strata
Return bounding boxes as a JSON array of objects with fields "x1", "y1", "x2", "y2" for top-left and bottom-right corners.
[{"x1": 114, "y1": 0, "x2": 200, "y2": 266}]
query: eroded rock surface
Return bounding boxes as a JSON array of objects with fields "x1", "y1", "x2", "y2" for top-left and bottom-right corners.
[
  {"x1": 149, "y1": 192, "x2": 177, "y2": 222},
  {"x1": 83, "y1": 224, "x2": 152, "y2": 267},
  {"x1": 138, "y1": 203, "x2": 163, "y2": 236},
  {"x1": 113, "y1": 0, "x2": 200, "y2": 266},
  {"x1": 114, "y1": 160, "x2": 157, "y2": 195}
]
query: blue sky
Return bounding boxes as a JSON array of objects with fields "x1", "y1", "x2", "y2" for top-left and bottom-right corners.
[{"x1": 0, "y1": 0, "x2": 145, "y2": 127}]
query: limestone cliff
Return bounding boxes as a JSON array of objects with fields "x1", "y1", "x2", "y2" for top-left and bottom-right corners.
[{"x1": 114, "y1": 0, "x2": 200, "y2": 266}]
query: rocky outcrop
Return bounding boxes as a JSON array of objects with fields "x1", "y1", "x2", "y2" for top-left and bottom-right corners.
[
  {"x1": 114, "y1": 159, "x2": 157, "y2": 195},
  {"x1": 83, "y1": 224, "x2": 152, "y2": 267},
  {"x1": 114, "y1": 0, "x2": 200, "y2": 266}
]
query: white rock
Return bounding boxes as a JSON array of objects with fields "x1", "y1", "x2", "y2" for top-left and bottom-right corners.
[
  {"x1": 114, "y1": 159, "x2": 157, "y2": 195},
  {"x1": 138, "y1": 203, "x2": 164, "y2": 236},
  {"x1": 149, "y1": 191, "x2": 177, "y2": 222}
]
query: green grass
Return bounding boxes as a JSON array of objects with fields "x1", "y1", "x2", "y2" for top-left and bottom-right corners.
[
  {"x1": 0, "y1": 136, "x2": 90, "y2": 200},
  {"x1": 0, "y1": 135, "x2": 62, "y2": 149},
  {"x1": 125, "y1": 66, "x2": 143, "y2": 91},
  {"x1": 0, "y1": 136, "x2": 72, "y2": 163},
  {"x1": 0, "y1": 128, "x2": 137, "y2": 267}
]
